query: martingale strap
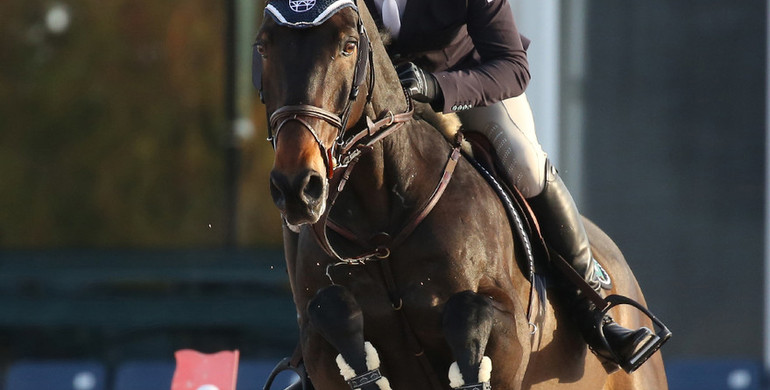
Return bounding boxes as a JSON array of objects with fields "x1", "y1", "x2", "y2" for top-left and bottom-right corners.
[
  {"x1": 310, "y1": 98, "x2": 416, "y2": 263},
  {"x1": 316, "y1": 134, "x2": 463, "y2": 390},
  {"x1": 392, "y1": 142, "x2": 461, "y2": 248},
  {"x1": 312, "y1": 128, "x2": 460, "y2": 265},
  {"x1": 337, "y1": 92, "x2": 413, "y2": 165}
]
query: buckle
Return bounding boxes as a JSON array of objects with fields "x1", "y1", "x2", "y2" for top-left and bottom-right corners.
[
  {"x1": 347, "y1": 368, "x2": 382, "y2": 389},
  {"x1": 457, "y1": 382, "x2": 491, "y2": 390}
]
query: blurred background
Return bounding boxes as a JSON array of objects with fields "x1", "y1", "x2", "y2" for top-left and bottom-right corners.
[{"x1": 0, "y1": 0, "x2": 766, "y2": 389}]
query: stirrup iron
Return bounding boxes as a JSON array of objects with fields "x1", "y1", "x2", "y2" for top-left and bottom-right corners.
[
  {"x1": 595, "y1": 295, "x2": 672, "y2": 373},
  {"x1": 263, "y1": 357, "x2": 313, "y2": 390}
]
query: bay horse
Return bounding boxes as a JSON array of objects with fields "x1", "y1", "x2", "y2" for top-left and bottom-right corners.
[{"x1": 254, "y1": 0, "x2": 668, "y2": 388}]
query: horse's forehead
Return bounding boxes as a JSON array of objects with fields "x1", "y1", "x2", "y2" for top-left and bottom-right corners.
[{"x1": 265, "y1": 0, "x2": 357, "y2": 28}]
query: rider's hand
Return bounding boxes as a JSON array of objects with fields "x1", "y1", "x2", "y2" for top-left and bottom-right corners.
[{"x1": 396, "y1": 62, "x2": 442, "y2": 105}]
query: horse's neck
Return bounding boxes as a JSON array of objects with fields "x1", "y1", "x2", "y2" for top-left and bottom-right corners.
[
  {"x1": 338, "y1": 141, "x2": 391, "y2": 229},
  {"x1": 334, "y1": 9, "x2": 441, "y2": 233},
  {"x1": 336, "y1": 116, "x2": 446, "y2": 236}
]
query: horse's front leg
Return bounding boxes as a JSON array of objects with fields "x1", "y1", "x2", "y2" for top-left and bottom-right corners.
[
  {"x1": 443, "y1": 291, "x2": 495, "y2": 390},
  {"x1": 443, "y1": 290, "x2": 529, "y2": 390},
  {"x1": 306, "y1": 285, "x2": 393, "y2": 390}
]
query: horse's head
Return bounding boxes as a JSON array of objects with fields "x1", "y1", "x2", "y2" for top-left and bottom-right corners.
[{"x1": 254, "y1": 0, "x2": 372, "y2": 226}]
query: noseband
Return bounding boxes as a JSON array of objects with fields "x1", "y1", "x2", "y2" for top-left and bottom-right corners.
[{"x1": 269, "y1": 104, "x2": 345, "y2": 179}]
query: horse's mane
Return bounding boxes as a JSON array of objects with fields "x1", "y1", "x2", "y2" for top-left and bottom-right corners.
[
  {"x1": 376, "y1": 28, "x2": 393, "y2": 47},
  {"x1": 412, "y1": 101, "x2": 472, "y2": 151}
]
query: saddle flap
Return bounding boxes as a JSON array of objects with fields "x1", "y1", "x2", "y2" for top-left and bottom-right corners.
[{"x1": 461, "y1": 130, "x2": 614, "y2": 292}]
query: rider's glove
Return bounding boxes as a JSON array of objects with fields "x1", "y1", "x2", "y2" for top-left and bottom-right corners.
[{"x1": 396, "y1": 62, "x2": 442, "y2": 107}]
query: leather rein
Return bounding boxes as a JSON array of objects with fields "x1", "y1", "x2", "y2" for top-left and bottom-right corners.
[{"x1": 310, "y1": 99, "x2": 463, "y2": 267}]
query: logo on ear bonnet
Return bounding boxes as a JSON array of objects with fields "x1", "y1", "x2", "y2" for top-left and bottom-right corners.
[
  {"x1": 289, "y1": 0, "x2": 316, "y2": 12},
  {"x1": 265, "y1": 0, "x2": 356, "y2": 28}
]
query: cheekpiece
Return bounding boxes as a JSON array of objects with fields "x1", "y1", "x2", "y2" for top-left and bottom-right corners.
[{"x1": 265, "y1": 0, "x2": 357, "y2": 28}]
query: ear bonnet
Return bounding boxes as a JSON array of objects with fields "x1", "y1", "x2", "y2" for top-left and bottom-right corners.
[
  {"x1": 265, "y1": 0, "x2": 357, "y2": 28},
  {"x1": 252, "y1": 0, "x2": 370, "y2": 101}
]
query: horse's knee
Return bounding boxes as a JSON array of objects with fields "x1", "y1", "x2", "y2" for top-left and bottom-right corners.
[
  {"x1": 307, "y1": 285, "x2": 366, "y2": 368},
  {"x1": 443, "y1": 291, "x2": 495, "y2": 388},
  {"x1": 307, "y1": 285, "x2": 364, "y2": 338},
  {"x1": 443, "y1": 291, "x2": 495, "y2": 366},
  {"x1": 307, "y1": 285, "x2": 391, "y2": 390}
]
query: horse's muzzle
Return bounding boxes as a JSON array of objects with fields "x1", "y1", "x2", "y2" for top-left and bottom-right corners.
[{"x1": 269, "y1": 168, "x2": 328, "y2": 225}]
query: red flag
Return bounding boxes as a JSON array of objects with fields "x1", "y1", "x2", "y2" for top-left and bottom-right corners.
[{"x1": 171, "y1": 350, "x2": 240, "y2": 390}]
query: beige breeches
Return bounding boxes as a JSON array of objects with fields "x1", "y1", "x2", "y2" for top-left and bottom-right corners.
[{"x1": 456, "y1": 93, "x2": 548, "y2": 198}]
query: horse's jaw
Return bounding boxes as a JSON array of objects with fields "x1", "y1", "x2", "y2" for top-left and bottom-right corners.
[{"x1": 283, "y1": 218, "x2": 303, "y2": 233}]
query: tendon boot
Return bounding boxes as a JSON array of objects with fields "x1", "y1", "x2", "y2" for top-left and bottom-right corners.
[{"x1": 527, "y1": 160, "x2": 655, "y2": 373}]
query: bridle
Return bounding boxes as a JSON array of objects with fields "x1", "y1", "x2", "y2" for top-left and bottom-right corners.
[
  {"x1": 252, "y1": 0, "x2": 469, "y2": 272},
  {"x1": 255, "y1": 0, "x2": 430, "y2": 266},
  {"x1": 255, "y1": 3, "x2": 376, "y2": 179}
]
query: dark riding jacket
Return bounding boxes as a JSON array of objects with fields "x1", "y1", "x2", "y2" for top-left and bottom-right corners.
[{"x1": 364, "y1": 0, "x2": 531, "y2": 113}]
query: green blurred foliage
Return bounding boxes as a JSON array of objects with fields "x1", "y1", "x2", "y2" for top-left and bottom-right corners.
[{"x1": 0, "y1": 0, "x2": 282, "y2": 248}]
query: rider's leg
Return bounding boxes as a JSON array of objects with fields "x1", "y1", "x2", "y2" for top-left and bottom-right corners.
[
  {"x1": 456, "y1": 94, "x2": 654, "y2": 372},
  {"x1": 456, "y1": 94, "x2": 547, "y2": 199},
  {"x1": 531, "y1": 159, "x2": 655, "y2": 372}
]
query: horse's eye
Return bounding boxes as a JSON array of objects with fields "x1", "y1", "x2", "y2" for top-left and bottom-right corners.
[
  {"x1": 256, "y1": 43, "x2": 267, "y2": 58},
  {"x1": 342, "y1": 41, "x2": 357, "y2": 57}
]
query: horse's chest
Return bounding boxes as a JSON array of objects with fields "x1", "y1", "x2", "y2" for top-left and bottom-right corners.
[{"x1": 296, "y1": 253, "x2": 448, "y2": 324}]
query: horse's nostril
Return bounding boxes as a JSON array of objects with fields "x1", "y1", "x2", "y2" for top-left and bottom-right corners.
[{"x1": 302, "y1": 172, "x2": 325, "y2": 204}]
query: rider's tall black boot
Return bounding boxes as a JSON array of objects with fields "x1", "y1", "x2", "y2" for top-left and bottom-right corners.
[{"x1": 527, "y1": 160, "x2": 655, "y2": 373}]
